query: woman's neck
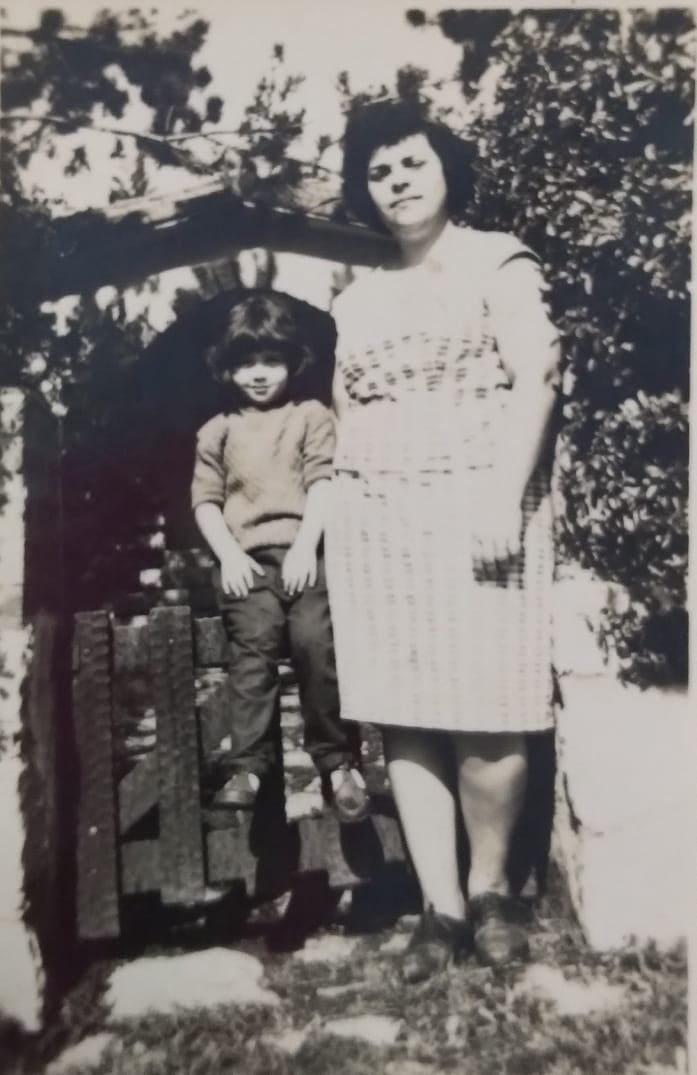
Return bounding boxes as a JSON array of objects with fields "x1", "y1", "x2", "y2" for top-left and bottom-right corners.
[{"x1": 397, "y1": 214, "x2": 450, "y2": 267}]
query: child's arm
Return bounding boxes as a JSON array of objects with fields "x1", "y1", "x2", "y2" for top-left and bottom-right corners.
[
  {"x1": 282, "y1": 403, "x2": 336, "y2": 596},
  {"x1": 282, "y1": 479, "x2": 331, "y2": 595},
  {"x1": 191, "y1": 421, "x2": 264, "y2": 599},
  {"x1": 195, "y1": 502, "x2": 265, "y2": 599}
]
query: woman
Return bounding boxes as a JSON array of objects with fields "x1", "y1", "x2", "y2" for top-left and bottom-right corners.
[{"x1": 325, "y1": 100, "x2": 560, "y2": 980}]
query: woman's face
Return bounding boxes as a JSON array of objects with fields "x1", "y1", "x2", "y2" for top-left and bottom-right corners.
[{"x1": 366, "y1": 133, "x2": 448, "y2": 239}]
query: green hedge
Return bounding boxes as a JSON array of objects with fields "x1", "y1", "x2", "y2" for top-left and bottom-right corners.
[{"x1": 468, "y1": 9, "x2": 692, "y2": 684}]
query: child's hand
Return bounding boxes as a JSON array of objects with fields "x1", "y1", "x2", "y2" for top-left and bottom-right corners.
[
  {"x1": 220, "y1": 545, "x2": 265, "y2": 598},
  {"x1": 282, "y1": 540, "x2": 317, "y2": 596}
]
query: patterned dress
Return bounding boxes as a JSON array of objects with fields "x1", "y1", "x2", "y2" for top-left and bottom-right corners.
[{"x1": 325, "y1": 225, "x2": 558, "y2": 733}]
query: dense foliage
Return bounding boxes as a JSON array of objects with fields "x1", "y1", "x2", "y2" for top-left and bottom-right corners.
[{"x1": 460, "y1": 9, "x2": 692, "y2": 684}]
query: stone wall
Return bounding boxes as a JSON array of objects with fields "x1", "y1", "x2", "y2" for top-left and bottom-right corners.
[{"x1": 552, "y1": 567, "x2": 691, "y2": 949}]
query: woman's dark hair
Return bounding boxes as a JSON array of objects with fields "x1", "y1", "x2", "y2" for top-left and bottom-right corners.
[
  {"x1": 206, "y1": 292, "x2": 309, "y2": 385},
  {"x1": 341, "y1": 99, "x2": 476, "y2": 232}
]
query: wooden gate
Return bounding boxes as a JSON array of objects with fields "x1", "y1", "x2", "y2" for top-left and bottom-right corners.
[{"x1": 73, "y1": 605, "x2": 406, "y2": 940}]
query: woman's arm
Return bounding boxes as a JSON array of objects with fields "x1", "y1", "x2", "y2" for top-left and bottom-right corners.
[
  {"x1": 474, "y1": 256, "x2": 560, "y2": 565},
  {"x1": 332, "y1": 365, "x2": 350, "y2": 421}
]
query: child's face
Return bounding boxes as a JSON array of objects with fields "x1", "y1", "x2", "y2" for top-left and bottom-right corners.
[{"x1": 226, "y1": 348, "x2": 290, "y2": 408}]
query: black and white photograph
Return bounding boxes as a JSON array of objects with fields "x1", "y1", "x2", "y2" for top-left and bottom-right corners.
[{"x1": 0, "y1": 2, "x2": 692, "y2": 1072}]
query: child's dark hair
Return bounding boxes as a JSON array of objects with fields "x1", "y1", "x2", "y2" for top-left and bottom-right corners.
[
  {"x1": 342, "y1": 99, "x2": 476, "y2": 233},
  {"x1": 206, "y1": 292, "x2": 311, "y2": 386}
]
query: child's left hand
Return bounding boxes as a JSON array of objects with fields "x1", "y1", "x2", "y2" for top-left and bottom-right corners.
[{"x1": 282, "y1": 540, "x2": 318, "y2": 595}]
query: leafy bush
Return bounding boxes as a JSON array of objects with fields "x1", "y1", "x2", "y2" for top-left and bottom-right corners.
[
  {"x1": 465, "y1": 9, "x2": 693, "y2": 684},
  {"x1": 558, "y1": 392, "x2": 688, "y2": 683}
]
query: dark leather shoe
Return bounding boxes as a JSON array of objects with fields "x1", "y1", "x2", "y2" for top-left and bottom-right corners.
[
  {"x1": 212, "y1": 771, "x2": 260, "y2": 809},
  {"x1": 402, "y1": 905, "x2": 470, "y2": 984},
  {"x1": 469, "y1": 892, "x2": 529, "y2": 967},
  {"x1": 324, "y1": 764, "x2": 370, "y2": 824}
]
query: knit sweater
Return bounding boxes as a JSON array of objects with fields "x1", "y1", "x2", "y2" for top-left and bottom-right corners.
[{"x1": 191, "y1": 399, "x2": 336, "y2": 552}]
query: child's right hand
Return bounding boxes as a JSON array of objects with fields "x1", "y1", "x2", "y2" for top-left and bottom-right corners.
[{"x1": 220, "y1": 545, "x2": 265, "y2": 598}]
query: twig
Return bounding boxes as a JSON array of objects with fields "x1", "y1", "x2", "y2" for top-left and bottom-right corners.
[
  {"x1": 0, "y1": 112, "x2": 216, "y2": 174},
  {"x1": 1, "y1": 111, "x2": 182, "y2": 148}
]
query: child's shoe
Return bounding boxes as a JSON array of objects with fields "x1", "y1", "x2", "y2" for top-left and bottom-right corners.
[
  {"x1": 324, "y1": 763, "x2": 370, "y2": 824},
  {"x1": 213, "y1": 771, "x2": 261, "y2": 809}
]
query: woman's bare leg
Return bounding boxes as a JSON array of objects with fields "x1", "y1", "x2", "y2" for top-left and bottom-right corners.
[
  {"x1": 383, "y1": 726, "x2": 465, "y2": 919},
  {"x1": 454, "y1": 732, "x2": 527, "y2": 898}
]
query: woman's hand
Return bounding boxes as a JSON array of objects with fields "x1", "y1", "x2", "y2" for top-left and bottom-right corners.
[
  {"x1": 282, "y1": 539, "x2": 318, "y2": 596},
  {"x1": 220, "y1": 544, "x2": 265, "y2": 598},
  {"x1": 472, "y1": 498, "x2": 523, "y2": 577}
]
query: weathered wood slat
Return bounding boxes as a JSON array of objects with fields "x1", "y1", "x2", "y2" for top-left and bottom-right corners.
[
  {"x1": 112, "y1": 620, "x2": 153, "y2": 773},
  {"x1": 73, "y1": 611, "x2": 121, "y2": 939},
  {"x1": 118, "y1": 751, "x2": 158, "y2": 834},
  {"x1": 121, "y1": 839, "x2": 161, "y2": 895},
  {"x1": 194, "y1": 616, "x2": 228, "y2": 666},
  {"x1": 149, "y1": 606, "x2": 206, "y2": 905},
  {"x1": 113, "y1": 620, "x2": 149, "y2": 668},
  {"x1": 206, "y1": 822, "x2": 262, "y2": 895},
  {"x1": 297, "y1": 810, "x2": 405, "y2": 887}
]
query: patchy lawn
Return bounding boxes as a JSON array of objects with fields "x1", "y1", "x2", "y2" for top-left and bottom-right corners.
[
  {"x1": 7, "y1": 861, "x2": 687, "y2": 1075},
  {"x1": 5, "y1": 698, "x2": 686, "y2": 1074}
]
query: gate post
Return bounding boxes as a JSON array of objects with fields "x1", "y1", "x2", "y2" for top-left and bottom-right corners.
[
  {"x1": 0, "y1": 388, "x2": 65, "y2": 1030},
  {"x1": 73, "y1": 611, "x2": 121, "y2": 939}
]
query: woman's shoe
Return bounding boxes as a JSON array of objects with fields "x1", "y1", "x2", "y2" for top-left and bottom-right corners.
[
  {"x1": 212, "y1": 771, "x2": 261, "y2": 809},
  {"x1": 469, "y1": 892, "x2": 529, "y2": 967},
  {"x1": 401, "y1": 905, "x2": 470, "y2": 984}
]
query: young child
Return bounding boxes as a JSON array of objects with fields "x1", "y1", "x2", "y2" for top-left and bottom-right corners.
[{"x1": 191, "y1": 290, "x2": 368, "y2": 823}]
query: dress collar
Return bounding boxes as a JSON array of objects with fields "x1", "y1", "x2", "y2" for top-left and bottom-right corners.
[{"x1": 383, "y1": 221, "x2": 467, "y2": 274}]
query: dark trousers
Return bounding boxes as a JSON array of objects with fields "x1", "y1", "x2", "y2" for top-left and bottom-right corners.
[{"x1": 217, "y1": 546, "x2": 359, "y2": 778}]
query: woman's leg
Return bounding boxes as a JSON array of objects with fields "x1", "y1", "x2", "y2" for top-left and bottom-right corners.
[
  {"x1": 454, "y1": 731, "x2": 529, "y2": 965},
  {"x1": 454, "y1": 732, "x2": 527, "y2": 898},
  {"x1": 383, "y1": 726, "x2": 465, "y2": 920}
]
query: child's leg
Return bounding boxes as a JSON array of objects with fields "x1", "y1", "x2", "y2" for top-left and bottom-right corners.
[
  {"x1": 221, "y1": 576, "x2": 285, "y2": 779},
  {"x1": 287, "y1": 553, "x2": 360, "y2": 776}
]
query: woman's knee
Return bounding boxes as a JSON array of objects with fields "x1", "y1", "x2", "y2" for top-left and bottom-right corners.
[{"x1": 454, "y1": 731, "x2": 527, "y2": 766}]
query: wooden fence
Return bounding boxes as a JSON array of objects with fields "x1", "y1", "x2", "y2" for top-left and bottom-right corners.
[{"x1": 73, "y1": 605, "x2": 406, "y2": 940}]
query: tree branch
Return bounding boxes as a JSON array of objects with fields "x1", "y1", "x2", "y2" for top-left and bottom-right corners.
[
  {"x1": 1, "y1": 111, "x2": 175, "y2": 146},
  {"x1": 0, "y1": 113, "x2": 216, "y2": 173},
  {"x1": 0, "y1": 113, "x2": 344, "y2": 180}
]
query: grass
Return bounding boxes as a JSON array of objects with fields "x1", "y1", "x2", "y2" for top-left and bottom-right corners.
[
  {"x1": 8, "y1": 698, "x2": 685, "y2": 1074},
  {"x1": 7, "y1": 862, "x2": 687, "y2": 1075}
]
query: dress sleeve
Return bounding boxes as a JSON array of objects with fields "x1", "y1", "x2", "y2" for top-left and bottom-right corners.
[
  {"x1": 302, "y1": 401, "x2": 336, "y2": 488},
  {"x1": 487, "y1": 250, "x2": 561, "y2": 388},
  {"x1": 191, "y1": 417, "x2": 227, "y2": 509}
]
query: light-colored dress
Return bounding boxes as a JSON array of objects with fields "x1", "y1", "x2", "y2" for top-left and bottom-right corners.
[{"x1": 325, "y1": 224, "x2": 559, "y2": 733}]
